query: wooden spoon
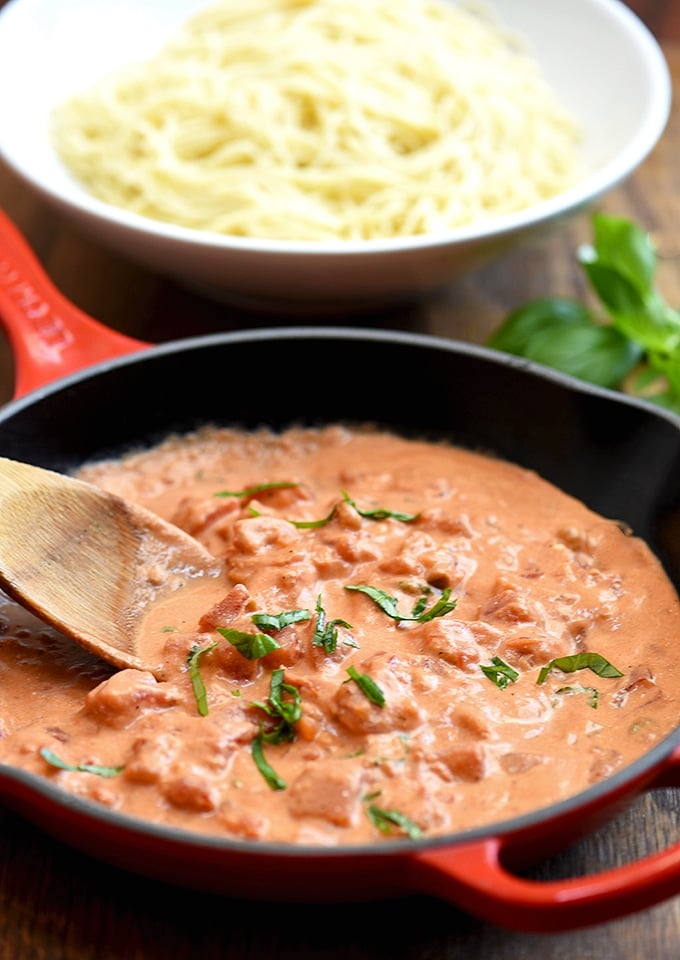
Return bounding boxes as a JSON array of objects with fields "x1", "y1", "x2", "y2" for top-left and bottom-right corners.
[{"x1": 0, "y1": 457, "x2": 223, "y2": 675}]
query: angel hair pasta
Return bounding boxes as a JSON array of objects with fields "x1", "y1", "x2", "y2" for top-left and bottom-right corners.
[{"x1": 51, "y1": 0, "x2": 582, "y2": 242}]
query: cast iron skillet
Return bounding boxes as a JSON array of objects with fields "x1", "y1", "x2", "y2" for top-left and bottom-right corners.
[{"x1": 1, "y1": 209, "x2": 680, "y2": 933}]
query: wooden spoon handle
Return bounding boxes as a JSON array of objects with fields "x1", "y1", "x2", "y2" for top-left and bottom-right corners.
[{"x1": 0, "y1": 209, "x2": 149, "y2": 399}]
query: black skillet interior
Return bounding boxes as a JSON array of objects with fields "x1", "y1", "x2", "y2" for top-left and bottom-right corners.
[{"x1": 2, "y1": 327, "x2": 680, "y2": 591}]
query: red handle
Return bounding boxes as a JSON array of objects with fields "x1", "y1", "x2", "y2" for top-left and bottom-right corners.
[
  {"x1": 406, "y1": 744, "x2": 680, "y2": 932},
  {"x1": 0, "y1": 209, "x2": 149, "y2": 399}
]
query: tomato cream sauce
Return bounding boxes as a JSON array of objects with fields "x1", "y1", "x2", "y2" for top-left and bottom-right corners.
[{"x1": 0, "y1": 424, "x2": 679, "y2": 846}]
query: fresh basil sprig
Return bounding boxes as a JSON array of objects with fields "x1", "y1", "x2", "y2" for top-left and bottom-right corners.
[{"x1": 487, "y1": 213, "x2": 680, "y2": 413}]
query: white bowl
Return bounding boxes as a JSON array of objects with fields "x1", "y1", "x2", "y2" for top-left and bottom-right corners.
[{"x1": 0, "y1": 0, "x2": 671, "y2": 311}]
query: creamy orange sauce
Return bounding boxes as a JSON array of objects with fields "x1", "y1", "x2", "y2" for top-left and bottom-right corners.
[{"x1": 0, "y1": 424, "x2": 679, "y2": 846}]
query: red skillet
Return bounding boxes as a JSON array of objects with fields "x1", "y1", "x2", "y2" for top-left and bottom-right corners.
[{"x1": 1, "y1": 208, "x2": 680, "y2": 933}]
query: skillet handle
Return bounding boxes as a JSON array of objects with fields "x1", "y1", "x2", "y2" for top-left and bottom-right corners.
[
  {"x1": 407, "y1": 746, "x2": 680, "y2": 933},
  {"x1": 0, "y1": 209, "x2": 149, "y2": 399}
]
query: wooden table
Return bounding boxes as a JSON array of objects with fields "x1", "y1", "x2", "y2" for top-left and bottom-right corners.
[{"x1": 1, "y1": 4, "x2": 680, "y2": 958}]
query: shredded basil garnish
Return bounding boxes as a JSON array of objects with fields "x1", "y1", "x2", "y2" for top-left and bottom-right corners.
[
  {"x1": 40, "y1": 747, "x2": 124, "y2": 778},
  {"x1": 187, "y1": 640, "x2": 218, "y2": 715},
  {"x1": 345, "y1": 664, "x2": 385, "y2": 707},
  {"x1": 285, "y1": 490, "x2": 420, "y2": 529},
  {"x1": 537, "y1": 652, "x2": 623, "y2": 685},
  {"x1": 366, "y1": 804, "x2": 422, "y2": 839},
  {"x1": 312, "y1": 595, "x2": 353, "y2": 654},
  {"x1": 251, "y1": 608, "x2": 311, "y2": 631},
  {"x1": 216, "y1": 627, "x2": 281, "y2": 660},
  {"x1": 340, "y1": 490, "x2": 420, "y2": 523},
  {"x1": 214, "y1": 481, "x2": 300, "y2": 498},
  {"x1": 480, "y1": 656, "x2": 519, "y2": 690},
  {"x1": 251, "y1": 736, "x2": 286, "y2": 791},
  {"x1": 290, "y1": 503, "x2": 339, "y2": 529},
  {"x1": 250, "y1": 669, "x2": 302, "y2": 790},
  {"x1": 219, "y1": 609, "x2": 309, "y2": 659},
  {"x1": 251, "y1": 668, "x2": 302, "y2": 742},
  {"x1": 344, "y1": 584, "x2": 456, "y2": 623}
]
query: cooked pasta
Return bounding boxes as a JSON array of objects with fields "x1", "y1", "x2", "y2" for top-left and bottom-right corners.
[{"x1": 51, "y1": 0, "x2": 582, "y2": 242}]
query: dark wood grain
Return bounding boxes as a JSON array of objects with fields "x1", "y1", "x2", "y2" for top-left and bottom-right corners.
[{"x1": 1, "y1": 3, "x2": 680, "y2": 957}]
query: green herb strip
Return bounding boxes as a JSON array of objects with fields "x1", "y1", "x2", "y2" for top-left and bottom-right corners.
[
  {"x1": 251, "y1": 609, "x2": 311, "y2": 631},
  {"x1": 537, "y1": 652, "x2": 623, "y2": 685},
  {"x1": 480, "y1": 656, "x2": 519, "y2": 690},
  {"x1": 288, "y1": 490, "x2": 420, "y2": 529},
  {"x1": 341, "y1": 490, "x2": 420, "y2": 523},
  {"x1": 250, "y1": 669, "x2": 302, "y2": 790},
  {"x1": 312, "y1": 594, "x2": 353, "y2": 654},
  {"x1": 187, "y1": 640, "x2": 218, "y2": 715},
  {"x1": 366, "y1": 804, "x2": 422, "y2": 839},
  {"x1": 216, "y1": 627, "x2": 281, "y2": 660},
  {"x1": 345, "y1": 664, "x2": 385, "y2": 707},
  {"x1": 214, "y1": 481, "x2": 300, "y2": 499},
  {"x1": 251, "y1": 736, "x2": 286, "y2": 791},
  {"x1": 40, "y1": 747, "x2": 123, "y2": 778},
  {"x1": 257, "y1": 668, "x2": 303, "y2": 735},
  {"x1": 344, "y1": 584, "x2": 457, "y2": 623},
  {"x1": 290, "y1": 503, "x2": 339, "y2": 529}
]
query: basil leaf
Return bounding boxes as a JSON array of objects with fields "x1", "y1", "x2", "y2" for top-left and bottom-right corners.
[
  {"x1": 251, "y1": 609, "x2": 311, "y2": 631},
  {"x1": 187, "y1": 640, "x2": 218, "y2": 715},
  {"x1": 251, "y1": 736, "x2": 286, "y2": 790},
  {"x1": 416, "y1": 588, "x2": 458, "y2": 622},
  {"x1": 287, "y1": 490, "x2": 420, "y2": 529},
  {"x1": 487, "y1": 297, "x2": 593, "y2": 355},
  {"x1": 487, "y1": 214, "x2": 680, "y2": 414},
  {"x1": 537, "y1": 652, "x2": 623, "y2": 685},
  {"x1": 312, "y1": 595, "x2": 352, "y2": 654},
  {"x1": 214, "y1": 481, "x2": 299, "y2": 498},
  {"x1": 345, "y1": 664, "x2": 385, "y2": 707},
  {"x1": 519, "y1": 322, "x2": 640, "y2": 388},
  {"x1": 578, "y1": 259, "x2": 648, "y2": 318},
  {"x1": 366, "y1": 804, "x2": 422, "y2": 839},
  {"x1": 290, "y1": 503, "x2": 338, "y2": 529},
  {"x1": 480, "y1": 656, "x2": 519, "y2": 690},
  {"x1": 216, "y1": 627, "x2": 281, "y2": 659},
  {"x1": 268, "y1": 668, "x2": 302, "y2": 727},
  {"x1": 251, "y1": 668, "x2": 301, "y2": 745},
  {"x1": 40, "y1": 747, "x2": 124, "y2": 778},
  {"x1": 341, "y1": 490, "x2": 420, "y2": 523},
  {"x1": 648, "y1": 350, "x2": 680, "y2": 395},
  {"x1": 589, "y1": 212, "x2": 657, "y2": 293},
  {"x1": 346, "y1": 584, "x2": 401, "y2": 618},
  {"x1": 344, "y1": 584, "x2": 456, "y2": 622}
]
